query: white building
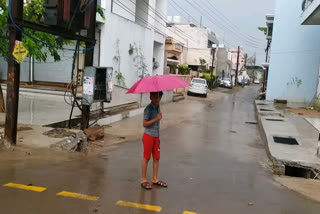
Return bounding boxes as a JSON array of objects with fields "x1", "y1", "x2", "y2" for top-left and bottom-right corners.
[
  {"x1": 0, "y1": 0, "x2": 168, "y2": 89},
  {"x1": 99, "y1": 0, "x2": 167, "y2": 88},
  {"x1": 166, "y1": 18, "x2": 219, "y2": 71},
  {"x1": 266, "y1": 0, "x2": 320, "y2": 103}
]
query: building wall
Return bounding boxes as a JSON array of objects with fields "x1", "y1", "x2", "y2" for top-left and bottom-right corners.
[
  {"x1": 216, "y1": 48, "x2": 231, "y2": 78},
  {"x1": 185, "y1": 48, "x2": 211, "y2": 67},
  {"x1": 166, "y1": 24, "x2": 213, "y2": 67},
  {"x1": 266, "y1": 0, "x2": 320, "y2": 103},
  {"x1": 230, "y1": 48, "x2": 245, "y2": 71},
  {"x1": 99, "y1": 0, "x2": 166, "y2": 88},
  {"x1": 0, "y1": 0, "x2": 166, "y2": 88}
]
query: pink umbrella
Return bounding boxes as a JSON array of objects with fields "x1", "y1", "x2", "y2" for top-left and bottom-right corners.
[{"x1": 127, "y1": 75, "x2": 191, "y2": 94}]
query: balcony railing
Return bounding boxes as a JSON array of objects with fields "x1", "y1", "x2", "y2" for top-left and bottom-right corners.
[{"x1": 302, "y1": 0, "x2": 314, "y2": 11}]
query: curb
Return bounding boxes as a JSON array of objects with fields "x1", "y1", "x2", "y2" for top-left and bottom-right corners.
[
  {"x1": 255, "y1": 101, "x2": 285, "y2": 175},
  {"x1": 255, "y1": 100, "x2": 320, "y2": 175},
  {"x1": 1, "y1": 84, "x2": 66, "y2": 97},
  {"x1": 97, "y1": 108, "x2": 144, "y2": 126}
]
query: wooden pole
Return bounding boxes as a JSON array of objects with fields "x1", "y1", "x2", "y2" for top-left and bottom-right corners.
[
  {"x1": 0, "y1": 84, "x2": 5, "y2": 113},
  {"x1": 5, "y1": 0, "x2": 23, "y2": 146}
]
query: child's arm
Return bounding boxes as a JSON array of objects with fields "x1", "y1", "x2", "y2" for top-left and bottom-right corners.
[{"x1": 143, "y1": 113, "x2": 162, "y2": 127}]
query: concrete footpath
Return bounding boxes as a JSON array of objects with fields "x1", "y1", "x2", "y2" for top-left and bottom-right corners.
[
  {"x1": 0, "y1": 89, "x2": 229, "y2": 153},
  {"x1": 255, "y1": 100, "x2": 320, "y2": 175}
]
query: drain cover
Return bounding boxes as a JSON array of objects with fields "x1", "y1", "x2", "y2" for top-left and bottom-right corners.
[
  {"x1": 273, "y1": 136, "x2": 299, "y2": 145},
  {"x1": 260, "y1": 108, "x2": 274, "y2": 112},
  {"x1": 266, "y1": 118, "x2": 284, "y2": 122}
]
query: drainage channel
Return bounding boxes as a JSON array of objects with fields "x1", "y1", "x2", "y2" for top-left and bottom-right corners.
[
  {"x1": 285, "y1": 165, "x2": 318, "y2": 179},
  {"x1": 44, "y1": 102, "x2": 139, "y2": 128}
]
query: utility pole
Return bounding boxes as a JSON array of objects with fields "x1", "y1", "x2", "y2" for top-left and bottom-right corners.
[
  {"x1": 235, "y1": 46, "x2": 240, "y2": 87},
  {"x1": 265, "y1": 39, "x2": 270, "y2": 62},
  {"x1": 200, "y1": 16, "x2": 202, "y2": 27},
  {"x1": 210, "y1": 44, "x2": 217, "y2": 90},
  {"x1": 5, "y1": 0, "x2": 23, "y2": 146},
  {"x1": 81, "y1": 0, "x2": 97, "y2": 130}
]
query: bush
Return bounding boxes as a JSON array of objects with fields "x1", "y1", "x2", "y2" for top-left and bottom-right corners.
[
  {"x1": 202, "y1": 72, "x2": 216, "y2": 85},
  {"x1": 178, "y1": 64, "x2": 190, "y2": 75}
]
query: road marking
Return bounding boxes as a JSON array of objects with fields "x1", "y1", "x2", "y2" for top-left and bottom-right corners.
[
  {"x1": 4, "y1": 182, "x2": 46, "y2": 192},
  {"x1": 56, "y1": 191, "x2": 99, "y2": 201},
  {"x1": 116, "y1": 200, "x2": 162, "y2": 212},
  {"x1": 183, "y1": 211, "x2": 197, "y2": 214}
]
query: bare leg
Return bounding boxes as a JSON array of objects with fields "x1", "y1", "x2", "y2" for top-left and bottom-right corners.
[
  {"x1": 141, "y1": 158, "x2": 149, "y2": 183},
  {"x1": 152, "y1": 159, "x2": 159, "y2": 183}
]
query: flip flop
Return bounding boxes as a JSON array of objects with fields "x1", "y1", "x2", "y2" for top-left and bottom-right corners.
[
  {"x1": 152, "y1": 180, "x2": 168, "y2": 188},
  {"x1": 141, "y1": 182, "x2": 152, "y2": 190}
]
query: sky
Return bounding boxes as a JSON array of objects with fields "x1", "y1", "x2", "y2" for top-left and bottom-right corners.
[{"x1": 167, "y1": 0, "x2": 275, "y2": 64}]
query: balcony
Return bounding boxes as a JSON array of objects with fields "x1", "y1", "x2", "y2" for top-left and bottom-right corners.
[
  {"x1": 165, "y1": 38, "x2": 183, "y2": 54},
  {"x1": 302, "y1": 0, "x2": 320, "y2": 25}
]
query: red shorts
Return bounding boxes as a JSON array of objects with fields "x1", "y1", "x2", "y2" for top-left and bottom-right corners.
[{"x1": 143, "y1": 133, "x2": 160, "y2": 160}]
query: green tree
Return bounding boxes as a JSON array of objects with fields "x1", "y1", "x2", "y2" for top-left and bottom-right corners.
[
  {"x1": 199, "y1": 58, "x2": 207, "y2": 73},
  {"x1": 258, "y1": 27, "x2": 267, "y2": 36},
  {"x1": 178, "y1": 64, "x2": 190, "y2": 75},
  {"x1": 0, "y1": 0, "x2": 105, "y2": 62}
]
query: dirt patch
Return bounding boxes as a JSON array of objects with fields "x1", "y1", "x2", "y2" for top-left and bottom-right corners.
[
  {"x1": 274, "y1": 176, "x2": 320, "y2": 203},
  {"x1": 289, "y1": 108, "x2": 320, "y2": 116},
  {"x1": 43, "y1": 128, "x2": 76, "y2": 138},
  {"x1": 17, "y1": 126, "x2": 33, "y2": 132}
]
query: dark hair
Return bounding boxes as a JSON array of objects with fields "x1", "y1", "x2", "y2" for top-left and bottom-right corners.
[{"x1": 150, "y1": 91, "x2": 163, "y2": 97}]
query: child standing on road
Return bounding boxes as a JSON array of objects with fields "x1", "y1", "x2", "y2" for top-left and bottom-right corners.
[{"x1": 141, "y1": 91, "x2": 168, "y2": 190}]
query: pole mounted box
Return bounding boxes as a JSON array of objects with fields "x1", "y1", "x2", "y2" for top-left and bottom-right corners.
[
  {"x1": 82, "y1": 67, "x2": 113, "y2": 106},
  {"x1": 44, "y1": 0, "x2": 92, "y2": 31}
]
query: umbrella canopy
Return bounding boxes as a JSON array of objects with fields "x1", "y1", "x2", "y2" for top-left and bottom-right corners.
[{"x1": 127, "y1": 75, "x2": 191, "y2": 94}]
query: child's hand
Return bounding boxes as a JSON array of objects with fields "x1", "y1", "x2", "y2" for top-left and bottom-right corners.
[{"x1": 156, "y1": 113, "x2": 162, "y2": 121}]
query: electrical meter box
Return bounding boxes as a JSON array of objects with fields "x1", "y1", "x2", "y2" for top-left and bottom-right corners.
[{"x1": 82, "y1": 67, "x2": 113, "y2": 106}]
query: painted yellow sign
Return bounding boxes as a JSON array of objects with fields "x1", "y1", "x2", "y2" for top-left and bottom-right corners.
[{"x1": 12, "y1": 41, "x2": 28, "y2": 64}]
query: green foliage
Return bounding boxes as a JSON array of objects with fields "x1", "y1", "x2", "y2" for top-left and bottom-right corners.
[
  {"x1": 113, "y1": 39, "x2": 126, "y2": 87},
  {"x1": 115, "y1": 71, "x2": 126, "y2": 87},
  {"x1": 169, "y1": 64, "x2": 177, "y2": 74},
  {"x1": 202, "y1": 72, "x2": 216, "y2": 85},
  {"x1": 258, "y1": 27, "x2": 267, "y2": 36},
  {"x1": 130, "y1": 42, "x2": 149, "y2": 79},
  {"x1": 0, "y1": 0, "x2": 104, "y2": 62},
  {"x1": 199, "y1": 58, "x2": 208, "y2": 73},
  {"x1": 97, "y1": 5, "x2": 105, "y2": 20},
  {"x1": 199, "y1": 58, "x2": 206, "y2": 65},
  {"x1": 0, "y1": 0, "x2": 8, "y2": 60},
  {"x1": 128, "y1": 44, "x2": 134, "y2": 55},
  {"x1": 287, "y1": 77, "x2": 302, "y2": 88},
  {"x1": 178, "y1": 64, "x2": 190, "y2": 75}
]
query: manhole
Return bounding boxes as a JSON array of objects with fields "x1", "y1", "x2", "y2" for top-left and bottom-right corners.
[
  {"x1": 260, "y1": 108, "x2": 274, "y2": 112},
  {"x1": 273, "y1": 136, "x2": 299, "y2": 145},
  {"x1": 266, "y1": 118, "x2": 284, "y2": 122}
]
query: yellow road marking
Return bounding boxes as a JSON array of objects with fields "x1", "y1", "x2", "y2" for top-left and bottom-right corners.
[
  {"x1": 183, "y1": 211, "x2": 197, "y2": 214},
  {"x1": 56, "y1": 191, "x2": 99, "y2": 201},
  {"x1": 116, "y1": 200, "x2": 162, "y2": 212},
  {"x1": 4, "y1": 182, "x2": 46, "y2": 192}
]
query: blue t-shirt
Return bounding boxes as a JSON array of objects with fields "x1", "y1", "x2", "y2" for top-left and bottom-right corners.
[{"x1": 144, "y1": 103, "x2": 160, "y2": 137}]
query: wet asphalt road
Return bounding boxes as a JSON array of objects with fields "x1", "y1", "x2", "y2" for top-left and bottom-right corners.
[{"x1": 0, "y1": 85, "x2": 320, "y2": 214}]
